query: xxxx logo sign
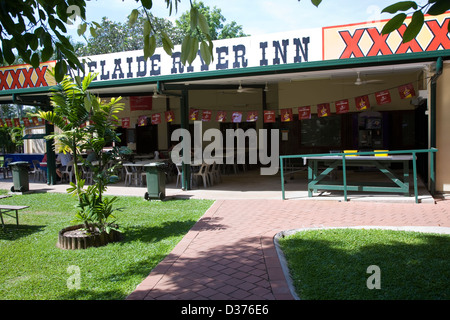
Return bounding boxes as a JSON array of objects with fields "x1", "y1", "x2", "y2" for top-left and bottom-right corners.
[
  {"x1": 323, "y1": 13, "x2": 450, "y2": 60},
  {"x1": 0, "y1": 61, "x2": 56, "y2": 91}
]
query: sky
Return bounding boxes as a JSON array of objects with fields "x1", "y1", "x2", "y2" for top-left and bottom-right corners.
[{"x1": 67, "y1": 0, "x2": 428, "y2": 41}]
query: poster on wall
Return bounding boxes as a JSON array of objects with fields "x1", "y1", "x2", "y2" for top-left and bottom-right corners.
[
  {"x1": 375, "y1": 90, "x2": 392, "y2": 105},
  {"x1": 281, "y1": 108, "x2": 293, "y2": 122},
  {"x1": 138, "y1": 115, "x2": 148, "y2": 126},
  {"x1": 189, "y1": 109, "x2": 199, "y2": 120},
  {"x1": 317, "y1": 103, "x2": 330, "y2": 118},
  {"x1": 264, "y1": 110, "x2": 276, "y2": 123},
  {"x1": 165, "y1": 110, "x2": 174, "y2": 122},
  {"x1": 202, "y1": 110, "x2": 212, "y2": 122},
  {"x1": 130, "y1": 96, "x2": 152, "y2": 111},
  {"x1": 298, "y1": 106, "x2": 311, "y2": 120},
  {"x1": 122, "y1": 117, "x2": 130, "y2": 128},
  {"x1": 335, "y1": 99, "x2": 349, "y2": 114},
  {"x1": 246, "y1": 111, "x2": 258, "y2": 122},
  {"x1": 151, "y1": 113, "x2": 162, "y2": 125},
  {"x1": 216, "y1": 111, "x2": 227, "y2": 122},
  {"x1": 398, "y1": 83, "x2": 416, "y2": 99},
  {"x1": 355, "y1": 95, "x2": 370, "y2": 111},
  {"x1": 232, "y1": 111, "x2": 242, "y2": 123}
]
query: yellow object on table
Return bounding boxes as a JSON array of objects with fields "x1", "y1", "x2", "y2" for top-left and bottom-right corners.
[
  {"x1": 374, "y1": 150, "x2": 389, "y2": 157},
  {"x1": 343, "y1": 150, "x2": 358, "y2": 157}
]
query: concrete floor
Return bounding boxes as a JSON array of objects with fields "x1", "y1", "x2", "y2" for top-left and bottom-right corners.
[{"x1": 0, "y1": 166, "x2": 435, "y2": 203}]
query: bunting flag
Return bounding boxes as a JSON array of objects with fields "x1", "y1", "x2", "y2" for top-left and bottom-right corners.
[
  {"x1": 246, "y1": 111, "x2": 258, "y2": 122},
  {"x1": 232, "y1": 111, "x2": 242, "y2": 123},
  {"x1": 0, "y1": 119, "x2": 3, "y2": 126},
  {"x1": 375, "y1": 90, "x2": 392, "y2": 105},
  {"x1": 32, "y1": 116, "x2": 40, "y2": 126},
  {"x1": 317, "y1": 103, "x2": 330, "y2": 118},
  {"x1": 189, "y1": 109, "x2": 199, "y2": 121},
  {"x1": 281, "y1": 108, "x2": 293, "y2": 122},
  {"x1": 13, "y1": 118, "x2": 21, "y2": 127},
  {"x1": 202, "y1": 110, "x2": 212, "y2": 122},
  {"x1": 22, "y1": 117, "x2": 30, "y2": 127},
  {"x1": 216, "y1": 111, "x2": 227, "y2": 122},
  {"x1": 298, "y1": 106, "x2": 311, "y2": 120},
  {"x1": 138, "y1": 115, "x2": 148, "y2": 126},
  {"x1": 5, "y1": 119, "x2": 12, "y2": 127},
  {"x1": 355, "y1": 95, "x2": 370, "y2": 111},
  {"x1": 398, "y1": 83, "x2": 416, "y2": 99},
  {"x1": 165, "y1": 110, "x2": 174, "y2": 123},
  {"x1": 264, "y1": 110, "x2": 276, "y2": 123},
  {"x1": 335, "y1": 99, "x2": 349, "y2": 114},
  {"x1": 151, "y1": 113, "x2": 162, "y2": 125}
]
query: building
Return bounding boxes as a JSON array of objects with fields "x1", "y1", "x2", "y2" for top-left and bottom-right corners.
[{"x1": 1, "y1": 12, "x2": 450, "y2": 193}]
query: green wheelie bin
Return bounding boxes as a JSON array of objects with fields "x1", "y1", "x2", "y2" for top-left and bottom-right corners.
[
  {"x1": 143, "y1": 162, "x2": 167, "y2": 201},
  {"x1": 10, "y1": 161, "x2": 30, "y2": 192}
]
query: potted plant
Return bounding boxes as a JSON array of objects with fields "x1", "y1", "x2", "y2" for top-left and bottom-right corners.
[{"x1": 37, "y1": 72, "x2": 125, "y2": 249}]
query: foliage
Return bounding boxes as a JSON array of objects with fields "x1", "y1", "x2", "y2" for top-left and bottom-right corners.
[
  {"x1": 76, "y1": 13, "x2": 183, "y2": 57},
  {"x1": 36, "y1": 72, "x2": 124, "y2": 234},
  {"x1": 0, "y1": 126, "x2": 22, "y2": 153},
  {"x1": 0, "y1": 0, "x2": 95, "y2": 82},
  {"x1": 175, "y1": 1, "x2": 248, "y2": 41}
]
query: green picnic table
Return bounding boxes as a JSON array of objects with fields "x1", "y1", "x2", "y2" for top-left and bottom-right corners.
[{"x1": 303, "y1": 155, "x2": 413, "y2": 197}]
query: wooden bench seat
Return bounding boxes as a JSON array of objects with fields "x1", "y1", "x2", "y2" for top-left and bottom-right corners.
[{"x1": 0, "y1": 205, "x2": 29, "y2": 228}]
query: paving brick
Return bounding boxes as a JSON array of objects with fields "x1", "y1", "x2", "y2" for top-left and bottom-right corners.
[{"x1": 122, "y1": 198, "x2": 450, "y2": 300}]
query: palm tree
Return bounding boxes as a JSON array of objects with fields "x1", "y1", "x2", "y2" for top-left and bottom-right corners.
[{"x1": 36, "y1": 72, "x2": 124, "y2": 233}]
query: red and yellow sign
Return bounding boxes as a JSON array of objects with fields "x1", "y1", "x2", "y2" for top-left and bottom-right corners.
[
  {"x1": 0, "y1": 61, "x2": 56, "y2": 91},
  {"x1": 298, "y1": 106, "x2": 311, "y2": 120},
  {"x1": 323, "y1": 12, "x2": 450, "y2": 60}
]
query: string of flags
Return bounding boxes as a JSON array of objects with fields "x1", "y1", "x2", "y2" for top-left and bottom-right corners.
[
  {"x1": 1, "y1": 82, "x2": 417, "y2": 129},
  {"x1": 122, "y1": 82, "x2": 417, "y2": 127},
  {"x1": 0, "y1": 116, "x2": 45, "y2": 128}
]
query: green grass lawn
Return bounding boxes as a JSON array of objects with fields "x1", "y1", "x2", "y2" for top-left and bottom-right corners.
[
  {"x1": 0, "y1": 189, "x2": 214, "y2": 300},
  {"x1": 278, "y1": 228, "x2": 450, "y2": 300}
]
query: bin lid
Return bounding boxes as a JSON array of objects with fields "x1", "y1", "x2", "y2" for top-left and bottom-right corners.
[{"x1": 10, "y1": 161, "x2": 30, "y2": 166}]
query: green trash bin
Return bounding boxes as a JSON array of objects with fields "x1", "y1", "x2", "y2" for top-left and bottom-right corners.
[
  {"x1": 143, "y1": 162, "x2": 167, "y2": 201},
  {"x1": 10, "y1": 161, "x2": 30, "y2": 192}
]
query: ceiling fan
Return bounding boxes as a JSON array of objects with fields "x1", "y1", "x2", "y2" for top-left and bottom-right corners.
[
  {"x1": 237, "y1": 81, "x2": 258, "y2": 93},
  {"x1": 220, "y1": 81, "x2": 258, "y2": 94},
  {"x1": 339, "y1": 72, "x2": 384, "y2": 86}
]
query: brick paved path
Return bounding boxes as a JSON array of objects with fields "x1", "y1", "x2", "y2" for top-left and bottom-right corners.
[{"x1": 126, "y1": 199, "x2": 450, "y2": 300}]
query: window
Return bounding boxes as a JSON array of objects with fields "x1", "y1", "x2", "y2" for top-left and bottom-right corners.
[{"x1": 300, "y1": 115, "x2": 341, "y2": 147}]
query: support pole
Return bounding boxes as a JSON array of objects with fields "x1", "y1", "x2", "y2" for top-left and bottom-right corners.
[{"x1": 180, "y1": 89, "x2": 191, "y2": 191}]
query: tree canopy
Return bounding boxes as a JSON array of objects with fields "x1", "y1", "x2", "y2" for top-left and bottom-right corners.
[{"x1": 1, "y1": 0, "x2": 449, "y2": 83}]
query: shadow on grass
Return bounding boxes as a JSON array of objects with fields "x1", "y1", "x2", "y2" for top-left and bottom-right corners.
[
  {"x1": 279, "y1": 230, "x2": 450, "y2": 300},
  {"x1": 0, "y1": 224, "x2": 45, "y2": 240}
]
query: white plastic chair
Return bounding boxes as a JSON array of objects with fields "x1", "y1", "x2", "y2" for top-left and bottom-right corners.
[
  {"x1": 81, "y1": 165, "x2": 93, "y2": 184},
  {"x1": 124, "y1": 165, "x2": 138, "y2": 186},
  {"x1": 61, "y1": 161, "x2": 74, "y2": 183},
  {"x1": 211, "y1": 162, "x2": 222, "y2": 184},
  {"x1": 31, "y1": 160, "x2": 45, "y2": 182},
  {"x1": 192, "y1": 163, "x2": 210, "y2": 188},
  {"x1": 176, "y1": 164, "x2": 182, "y2": 188}
]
